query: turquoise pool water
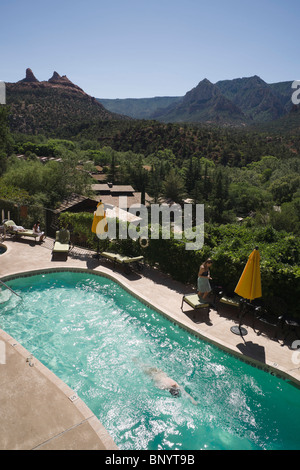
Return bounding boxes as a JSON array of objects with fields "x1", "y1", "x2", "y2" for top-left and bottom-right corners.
[{"x1": 1, "y1": 271, "x2": 300, "y2": 450}]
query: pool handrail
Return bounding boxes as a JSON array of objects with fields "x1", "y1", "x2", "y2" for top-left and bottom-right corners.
[{"x1": 0, "y1": 279, "x2": 22, "y2": 299}]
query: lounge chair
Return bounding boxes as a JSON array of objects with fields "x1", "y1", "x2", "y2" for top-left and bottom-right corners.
[
  {"x1": 100, "y1": 251, "x2": 144, "y2": 273},
  {"x1": 52, "y1": 229, "x2": 71, "y2": 259},
  {"x1": 211, "y1": 285, "x2": 244, "y2": 318},
  {"x1": 181, "y1": 294, "x2": 210, "y2": 316},
  {"x1": 219, "y1": 295, "x2": 241, "y2": 309},
  {"x1": 4, "y1": 220, "x2": 40, "y2": 243}
]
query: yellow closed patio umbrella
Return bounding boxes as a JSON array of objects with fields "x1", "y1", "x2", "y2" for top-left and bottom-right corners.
[
  {"x1": 235, "y1": 247, "x2": 262, "y2": 301},
  {"x1": 231, "y1": 247, "x2": 262, "y2": 337},
  {"x1": 92, "y1": 201, "x2": 108, "y2": 258},
  {"x1": 92, "y1": 201, "x2": 108, "y2": 235}
]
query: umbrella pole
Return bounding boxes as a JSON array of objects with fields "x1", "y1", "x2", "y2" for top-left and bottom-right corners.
[
  {"x1": 230, "y1": 300, "x2": 248, "y2": 338},
  {"x1": 231, "y1": 247, "x2": 261, "y2": 340},
  {"x1": 93, "y1": 236, "x2": 100, "y2": 259}
]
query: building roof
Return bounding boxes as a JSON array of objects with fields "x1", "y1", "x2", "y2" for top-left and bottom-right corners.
[
  {"x1": 98, "y1": 193, "x2": 152, "y2": 208},
  {"x1": 54, "y1": 194, "x2": 99, "y2": 213},
  {"x1": 53, "y1": 194, "x2": 147, "y2": 222},
  {"x1": 91, "y1": 184, "x2": 135, "y2": 193}
]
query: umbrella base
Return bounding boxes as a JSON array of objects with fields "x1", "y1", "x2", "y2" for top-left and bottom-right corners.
[{"x1": 230, "y1": 325, "x2": 248, "y2": 336}]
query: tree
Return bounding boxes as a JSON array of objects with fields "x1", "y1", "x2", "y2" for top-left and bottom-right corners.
[
  {"x1": 161, "y1": 168, "x2": 186, "y2": 203},
  {"x1": 0, "y1": 106, "x2": 13, "y2": 175},
  {"x1": 107, "y1": 150, "x2": 117, "y2": 183},
  {"x1": 209, "y1": 169, "x2": 227, "y2": 222},
  {"x1": 270, "y1": 199, "x2": 300, "y2": 235},
  {"x1": 148, "y1": 165, "x2": 162, "y2": 203},
  {"x1": 184, "y1": 156, "x2": 201, "y2": 195},
  {"x1": 228, "y1": 182, "x2": 270, "y2": 216},
  {"x1": 203, "y1": 162, "x2": 212, "y2": 199},
  {"x1": 0, "y1": 150, "x2": 91, "y2": 207},
  {"x1": 269, "y1": 176, "x2": 300, "y2": 204}
]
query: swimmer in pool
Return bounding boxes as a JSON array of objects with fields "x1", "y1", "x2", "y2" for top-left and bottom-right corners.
[
  {"x1": 144, "y1": 367, "x2": 181, "y2": 393},
  {"x1": 134, "y1": 361, "x2": 198, "y2": 405}
]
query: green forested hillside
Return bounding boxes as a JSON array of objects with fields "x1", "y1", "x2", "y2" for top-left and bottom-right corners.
[
  {"x1": 73, "y1": 118, "x2": 300, "y2": 165},
  {"x1": 5, "y1": 80, "x2": 128, "y2": 135},
  {"x1": 98, "y1": 96, "x2": 181, "y2": 119}
]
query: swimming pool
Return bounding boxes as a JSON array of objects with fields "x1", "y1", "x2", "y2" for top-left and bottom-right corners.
[{"x1": 1, "y1": 270, "x2": 300, "y2": 450}]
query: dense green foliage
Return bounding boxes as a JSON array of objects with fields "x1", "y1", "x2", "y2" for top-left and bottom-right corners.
[
  {"x1": 73, "y1": 119, "x2": 300, "y2": 163},
  {"x1": 0, "y1": 107, "x2": 14, "y2": 174},
  {"x1": 0, "y1": 136, "x2": 93, "y2": 207}
]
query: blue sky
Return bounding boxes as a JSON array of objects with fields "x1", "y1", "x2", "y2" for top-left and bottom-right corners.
[{"x1": 0, "y1": 0, "x2": 299, "y2": 98}]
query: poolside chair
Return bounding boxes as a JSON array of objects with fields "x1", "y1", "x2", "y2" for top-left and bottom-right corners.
[
  {"x1": 210, "y1": 285, "x2": 242, "y2": 315},
  {"x1": 181, "y1": 294, "x2": 210, "y2": 317},
  {"x1": 4, "y1": 220, "x2": 40, "y2": 243},
  {"x1": 251, "y1": 296, "x2": 287, "y2": 340},
  {"x1": 219, "y1": 295, "x2": 242, "y2": 315},
  {"x1": 100, "y1": 251, "x2": 144, "y2": 274},
  {"x1": 52, "y1": 229, "x2": 71, "y2": 259}
]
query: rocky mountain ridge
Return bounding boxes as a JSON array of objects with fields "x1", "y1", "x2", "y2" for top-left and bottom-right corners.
[
  {"x1": 17, "y1": 68, "x2": 87, "y2": 94},
  {"x1": 4, "y1": 69, "x2": 299, "y2": 133},
  {"x1": 151, "y1": 78, "x2": 247, "y2": 124},
  {"x1": 99, "y1": 75, "x2": 295, "y2": 126},
  {"x1": 5, "y1": 68, "x2": 128, "y2": 135}
]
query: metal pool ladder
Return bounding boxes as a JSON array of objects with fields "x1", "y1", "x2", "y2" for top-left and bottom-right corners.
[{"x1": 0, "y1": 279, "x2": 22, "y2": 299}]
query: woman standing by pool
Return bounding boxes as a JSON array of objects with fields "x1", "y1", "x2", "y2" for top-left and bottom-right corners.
[{"x1": 197, "y1": 258, "x2": 213, "y2": 300}]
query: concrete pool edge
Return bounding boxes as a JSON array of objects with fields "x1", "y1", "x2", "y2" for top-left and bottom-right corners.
[
  {"x1": 0, "y1": 325, "x2": 118, "y2": 450},
  {"x1": 2, "y1": 266, "x2": 300, "y2": 390}
]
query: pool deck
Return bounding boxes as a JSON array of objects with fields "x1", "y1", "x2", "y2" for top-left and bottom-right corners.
[{"x1": 0, "y1": 237, "x2": 300, "y2": 450}]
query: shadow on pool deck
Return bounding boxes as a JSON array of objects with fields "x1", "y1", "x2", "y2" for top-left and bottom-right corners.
[
  {"x1": 236, "y1": 341, "x2": 266, "y2": 363},
  {"x1": 0, "y1": 237, "x2": 300, "y2": 450}
]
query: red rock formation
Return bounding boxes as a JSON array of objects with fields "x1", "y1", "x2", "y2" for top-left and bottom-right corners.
[
  {"x1": 19, "y1": 68, "x2": 39, "y2": 83},
  {"x1": 48, "y1": 71, "x2": 62, "y2": 82},
  {"x1": 47, "y1": 71, "x2": 84, "y2": 92}
]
